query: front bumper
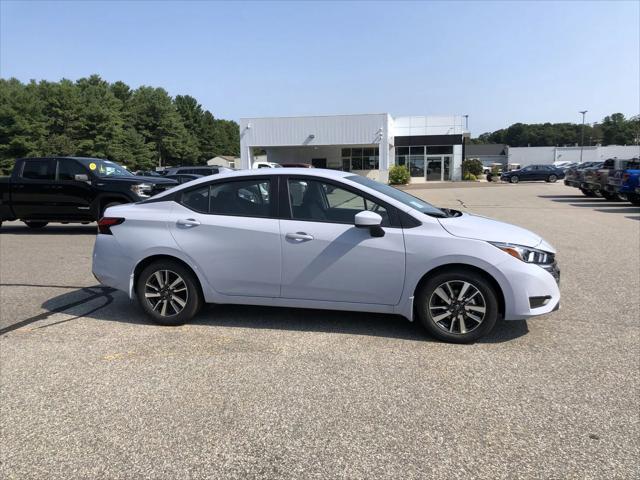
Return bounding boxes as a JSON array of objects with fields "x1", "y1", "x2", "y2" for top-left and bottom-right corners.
[
  {"x1": 564, "y1": 179, "x2": 580, "y2": 187},
  {"x1": 499, "y1": 258, "x2": 561, "y2": 321}
]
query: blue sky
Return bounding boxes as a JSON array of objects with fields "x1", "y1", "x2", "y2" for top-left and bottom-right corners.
[{"x1": 1, "y1": 0, "x2": 638, "y2": 134}]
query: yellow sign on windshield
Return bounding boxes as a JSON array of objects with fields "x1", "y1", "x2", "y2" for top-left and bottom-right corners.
[{"x1": 89, "y1": 162, "x2": 97, "y2": 171}]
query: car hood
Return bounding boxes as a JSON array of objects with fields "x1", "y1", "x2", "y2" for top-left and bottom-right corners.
[
  {"x1": 102, "y1": 175, "x2": 177, "y2": 185},
  {"x1": 437, "y1": 212, "x2": 554, "y2": 251}
]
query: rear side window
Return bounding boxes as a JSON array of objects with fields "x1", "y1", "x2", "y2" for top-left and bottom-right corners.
[
  {"x1": 181, "y1": 185, "x2": 210, "y2": 213},
  {"x1": 57, "y1": 160, "x2": 87, "y2": 180},
  {"x1": 21, "y1": 159, "x2": 55, "y2": 180},
  {"x1": 210, "y1": 179, "x2": 271, "y2": 217}
]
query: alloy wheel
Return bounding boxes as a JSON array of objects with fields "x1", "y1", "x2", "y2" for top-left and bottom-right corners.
[
  {"x1": 428, "y1": 280, "x2": 487, "y2": 335},
  {"x1": 144, "y1": 270, "x2": 189, "y2": 317}
]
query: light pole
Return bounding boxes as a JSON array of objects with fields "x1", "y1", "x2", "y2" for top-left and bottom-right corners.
[
  {"x1": 463, "y1": 115, "x2": 469, "y2": 131},
  {"x1": 579, "y1": 110, "x2": 587, "y2": 163}
]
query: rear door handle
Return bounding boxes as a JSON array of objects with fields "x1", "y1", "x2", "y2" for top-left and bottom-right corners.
[
  {"x1": 286, "y1": 232, "x2": 314, "y2": 241},
  {"x1": 177, "y1": 218, "x2": 200, "y2": 227}
]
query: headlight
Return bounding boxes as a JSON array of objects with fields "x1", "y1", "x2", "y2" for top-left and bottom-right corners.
[
  {"x1": 131, "y1": 183, "x2": 152, "y2": 198},
  {"x1": 489, "y1": 242, "x2": 554, "y2": 265}
]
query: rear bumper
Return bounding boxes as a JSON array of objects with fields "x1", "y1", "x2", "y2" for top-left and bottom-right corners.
[
  {"x1": 92, "y1": 234, "x2": 133, "y2": 294},
  {"x1": 564, "y1": 179, "x2": 580, "y2": 187}
]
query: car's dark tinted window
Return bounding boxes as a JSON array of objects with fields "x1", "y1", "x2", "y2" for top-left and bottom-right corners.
[
  {"x1": 288, "y1": 178, "x2": 389, "y2": 226},
  {"x1": 21, "y1": 159, "x2": 55, "y2": 180},
  {"x1": 210, "y1": 179, "x2": 271, "y2": 217},
  {"x1": 181, "y1": 185, "x2": 210, "y2": 213},
  {"x1": 57, "y1": 160, "x2": 87, "y2": 180}
]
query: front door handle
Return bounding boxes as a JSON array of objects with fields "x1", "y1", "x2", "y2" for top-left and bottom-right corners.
[
  {"x1": 286, "y1": 232, "x2": 314, "y2": 241},
  {"x1": 177, "y1": 218, "x2": 201, "y2": 228}
]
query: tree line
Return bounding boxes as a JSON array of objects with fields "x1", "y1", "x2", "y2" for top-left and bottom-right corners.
[
  {"x1": 471, "y1": 113, "x2": 639, "y2": 147},
  {"x1": 0, "y1": 75, "x2": 240, "y2": 174}
]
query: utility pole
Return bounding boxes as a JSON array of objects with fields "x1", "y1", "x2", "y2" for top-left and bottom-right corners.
[
  {"x1": 463, "y1": 115, "x2": 469, "y2": 131},
  {"x1": 579, "y1": 110, "x2": 587, "y2": 163}
]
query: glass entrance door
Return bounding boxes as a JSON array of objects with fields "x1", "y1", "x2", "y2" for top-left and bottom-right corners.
[
  {"x1": 425, "y1": 155, "x2": 452, "y2": 181},
  {"x1": 426, "y1": 156, "x2": 443, "y2": 181}
]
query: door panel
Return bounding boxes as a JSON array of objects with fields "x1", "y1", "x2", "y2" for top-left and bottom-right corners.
[
  {"x1": 279, "y1": 219, "x2": 405, "y2": 305},
  {"x1": 10, "y1": 159, "x2": 57, "y2": 219},
  {"x1": 169, "y1": 204, "x2": 281, "y2": 296},
  {"x1": 55, "y1": 160, "x2": 94, "y2": 218},
  {"x1": 426, "y1": 157, "x2": 442, "y2": 181},
  {"x1": 168, "y1": 179, "x2": 281, "y2": 297}
]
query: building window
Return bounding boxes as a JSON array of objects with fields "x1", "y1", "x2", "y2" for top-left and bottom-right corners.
[{"x1": 341, "y1": 147, "x2": 379, "y2": 171}]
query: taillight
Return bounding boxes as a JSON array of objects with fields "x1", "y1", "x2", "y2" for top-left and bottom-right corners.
[
  {"x1": 622, "y1": 173, "x2": 630, "y2": 183},
  {"x1": 98, "y1": 217, "x2": 125, "y2": 235}
]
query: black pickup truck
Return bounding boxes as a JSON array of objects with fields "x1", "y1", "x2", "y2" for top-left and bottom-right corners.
[{"x1": 0, "y1": 157, "x2": 177, "y2": 228}]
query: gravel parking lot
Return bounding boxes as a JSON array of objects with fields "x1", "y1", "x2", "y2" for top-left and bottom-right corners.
[{"x1": 1, "y1": 182, "x2": 638, "y2": 479}]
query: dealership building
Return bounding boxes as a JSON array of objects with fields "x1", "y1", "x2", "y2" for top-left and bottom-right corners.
[{"x1": 239, "y1": 114, "x2": 468, "y2": 182}]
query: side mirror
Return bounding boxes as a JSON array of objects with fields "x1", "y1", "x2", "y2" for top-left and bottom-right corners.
[
  {"x1": 355, "y1": 210, "x2": 385, "y2": 237},
  {"x1": 74, "y1": 174, "x2": 89, "y2": 182}
]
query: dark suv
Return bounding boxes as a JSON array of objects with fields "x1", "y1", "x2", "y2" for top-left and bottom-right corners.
[{"x1": 0, "y1": 157, "x2": 177, "y2": 228}]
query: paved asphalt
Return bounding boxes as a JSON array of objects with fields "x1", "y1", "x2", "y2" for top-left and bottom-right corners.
[{"x1": 1, "y1": 182, "x2": 638, "y2": 479}]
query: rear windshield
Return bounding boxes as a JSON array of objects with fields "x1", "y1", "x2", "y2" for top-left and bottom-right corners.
[{"x1": 347, "y1": 175, "x2": 446, "y2": 217}]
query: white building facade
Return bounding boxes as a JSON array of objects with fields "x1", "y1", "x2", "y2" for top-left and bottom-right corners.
[
  {"x1": 239, "y1": 114, "x2": 467, "y2": 182},
  {"x1": 508, "y1": 145, "x2": 640, "y2": 167}
]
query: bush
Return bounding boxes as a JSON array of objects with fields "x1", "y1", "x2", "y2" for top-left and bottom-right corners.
[
  {"x1": 388, "y1": 165, "x2": 410, "y2": 185},
  {"x1": 462, "y1": 158, "x2": 484, "y2": 177},
  {"x1": 463, "y1": 172, "x2": 478, "y2": 181}
]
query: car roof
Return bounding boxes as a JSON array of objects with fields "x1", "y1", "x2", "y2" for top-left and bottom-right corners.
[{"x1": 149, "y1": 168, "x2": 353, "y2": 200}]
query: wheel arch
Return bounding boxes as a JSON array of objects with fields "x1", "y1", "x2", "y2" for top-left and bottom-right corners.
[
  {"x1": 95, "y1": 194, "x2": 132, "y2": 218},
  {"x1": 133, "y1": 254, "x2": 205, "y2": 302},
  {"x1": 412, "y1": 263, "x2": 506, "y2": 319}
]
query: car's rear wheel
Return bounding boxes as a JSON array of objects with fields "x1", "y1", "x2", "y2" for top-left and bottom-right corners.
[
  {"x1": 416, "y1": 269, "x2": 499, "y2": 343},
  {"x1": 628, "y1": 193, "x2": 640, "y2": 206},
  {"x1": 136, "y1": 260, "x2": 202, "y2": 326},
  {"x1": 547, "y1": 174, "x2": 558, "y2": 183},
  {"x1": 601, "y1": 191, "x2": 623, "y2": 201},
  {"x1": 580, "y1": 187, "x2": 596, "y2": 197},
  {"x1": 24, "y1": 221, "x2": 48, "y2": 229},
  {"x1": 510, "y1": 176, "x2": 519, "y2": 184}
]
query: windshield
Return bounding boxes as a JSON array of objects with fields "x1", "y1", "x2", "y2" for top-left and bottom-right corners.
[
  {"x1": 347, "y1": 175, "x2": 447, "y2": 217},
  {"x1": 85, "y1": 159, "x2": 133, "y2": 177}
]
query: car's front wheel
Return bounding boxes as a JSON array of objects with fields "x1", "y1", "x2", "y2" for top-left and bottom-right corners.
[
  {"x1": 416, "y1": 269, "x2": 499, "y2": 343},
  {"x1": 580, "y1": 187, "x2": 596, "y2": 197},
  {"x1": 510, "y1": 176, "x2": 519, "y2": 184},
  {"x1": 628, "y1": 193, "x2": 640, "y2": 206},
  {"x1": 547, "y1": 174, "x2": 558, "y2": 183},
  {"x1": 136, "y1": 260, "x2": 202, "y2": 326}
]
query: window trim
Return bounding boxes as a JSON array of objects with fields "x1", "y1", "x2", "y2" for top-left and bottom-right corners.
[
  {"x1": 282, "y1": 175, "x2": 401, "y2": 228},
  {"x1": 55, "y1": 159, "x2": 89, "y2": 182},
  {"x1": 177, "y1": 175, "x2": 278, "y2": 219}
]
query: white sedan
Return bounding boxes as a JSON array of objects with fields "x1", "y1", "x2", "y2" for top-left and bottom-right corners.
[{"x1": 92, "y1": 168, "x2": 560, "y2": 343}]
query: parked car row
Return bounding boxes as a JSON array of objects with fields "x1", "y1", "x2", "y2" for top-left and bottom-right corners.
[
  {"x1": 564, "y1": 158, "x2": 640, "y2": 205},
  {"x1": 0, "y1": 157, "x2": 317, "y2": 228}
]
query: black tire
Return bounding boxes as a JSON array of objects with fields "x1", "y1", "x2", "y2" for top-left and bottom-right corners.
[
  {"x1": 600, "y1": 191, "x2": 614, "y2": 200},
  {"x1": 510, "y1": 176, "x2": 519, "y2": 184},
  {"x1": 601, "y1": 191, "x2": 623, "y2": 201},
  {"x1": 24, "y1": 221, "x2": 48, "y2": 229},
  {"x1": 580, "y1": 187, "x2": 596, "y2": 197},
  {"x1": 136, "y1": 260, "x2": 202, "y2": 326},
  {"x1": 547, "y1": 174, "x2": 558, "y2": 183},
  {"x1": 416, "y1": 269, "x2": 499, "y2": 344},
  {"x1": 628, "y1": 193, "x2": 640, "y2": 206},
  {"x1": 100, "y1": 202, "x2": 123, "y2": 218}
]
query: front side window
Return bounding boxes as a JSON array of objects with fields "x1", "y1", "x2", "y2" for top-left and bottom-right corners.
[
  {"x1": 288, "y1": 178, "x2": 389, "y2": 226},
  {"x1": 57, "y1": 160, "x2": 87, "y2": 181},
  {"x1": 89, "y1": 159, "x2": 133, "y2": 177},
  {"x1": 21, "y1": 159, "x2": 55, "y2": 180}
]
